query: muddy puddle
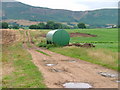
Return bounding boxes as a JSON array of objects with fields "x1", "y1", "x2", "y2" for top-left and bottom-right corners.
[
  {"x1": 50, "y1": 68, "x2": 63, "y2": 72},
  {"x1": 68, "y1": 60, "x2": 76, "y2": 63},
  {"x1": 46, "y1": 64, "x2": 56, "y2": 67},
  {"x1": 115, "y1": 81, "x2": 120, "y2": 83},
  {"x1": 98, "y1": 72, "x2": 118, "y2": 78},
  {"x1": 63, "y1": 82, "x2": 92, "y2": 88}
]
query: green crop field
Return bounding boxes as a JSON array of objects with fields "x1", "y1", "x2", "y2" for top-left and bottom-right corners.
[
  {"x1": 31, "y1": 28, "x2": 118, "y2": 52},
  {"x1": 67, "y1": 28, "x2": 118, "y2": 52}
]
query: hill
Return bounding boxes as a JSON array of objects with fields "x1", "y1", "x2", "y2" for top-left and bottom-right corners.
[{"x1": 1, "y1": 1, "x2": 118, "y2": 25}]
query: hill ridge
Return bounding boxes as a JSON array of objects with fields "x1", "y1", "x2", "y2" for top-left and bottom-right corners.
[{"x1": 1, "y1": 2, "x2": 118, "y2": 25}]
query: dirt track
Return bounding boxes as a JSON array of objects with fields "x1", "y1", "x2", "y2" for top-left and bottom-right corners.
[{"x1": 22, "y1": 30, "x2": 118, "y2": 88}]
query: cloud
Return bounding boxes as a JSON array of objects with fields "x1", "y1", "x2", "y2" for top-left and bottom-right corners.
[{"x1": 15, "y1": 0, "x2": 118, "y2": 11}]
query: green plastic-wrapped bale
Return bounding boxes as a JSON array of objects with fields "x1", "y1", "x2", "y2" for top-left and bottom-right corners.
[{"x1": 46, "y1": 29, "x2": 70, "y2": 46}]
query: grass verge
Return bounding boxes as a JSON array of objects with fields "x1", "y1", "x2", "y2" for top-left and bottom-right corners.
[
  {"x1": 2, "y1": 42, "x2": 46, "y2": 88},
  {"x1": 49, "y1": 46, "x2": 118, "y2": 71}
]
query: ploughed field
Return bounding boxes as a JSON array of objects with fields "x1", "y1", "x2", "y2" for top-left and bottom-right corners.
[{"x1": 2, "y1": 28, "x2": 119, "y2": 88}]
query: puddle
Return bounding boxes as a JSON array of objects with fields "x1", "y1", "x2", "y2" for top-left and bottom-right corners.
[
  {"x1": 46, "y1": 64, "x2": 56, "y2": 66},
  {"x1": 115, "y1": 81, "x2": 120, "y2": 83},
  {"x1": 63, "y1": 82, "x2": 92, "y2": 88},
  {"x1": 98, "y1": 72, "x2": 118, "y2": 78},
  {"x1": 68, "y1": 60, "x2": 76, "y2": 63},
  {"x1": 51, "y1": 69, "x2": 63, "y2": 72}
]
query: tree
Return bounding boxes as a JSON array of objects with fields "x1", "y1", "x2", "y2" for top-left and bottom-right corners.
[
  {"x1": 54, "y1": 23, "x2": 62, "y2": 29},
  {"x1": 77, "y1": 23, "x2": 86, "y2": 29},
  {"x1": 61, "y1": 24, "x2": 70, "y2": 29},
  {"x1": 118, "y1": 25, "x2": 120, "y2": 28},
  {"x1": 46, "y1": 21, "x2": 55, "y2": 29},
  {"x1": 12, "y1": 25, "x2": 19, "y2": 29},
  {"x1": 29, "y1": 25, "x2": 39, "y2": 29},
  {"x1": 38, "y1": 23, "x2": 46, "y2": 29},
  {"x1": 2, "y1": 22, "x2": 8, "y2": 29}
]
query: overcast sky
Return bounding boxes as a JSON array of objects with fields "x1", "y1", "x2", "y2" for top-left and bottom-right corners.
[{"x1": 2, "y1": 0, "x2": 119, "y2": 11}]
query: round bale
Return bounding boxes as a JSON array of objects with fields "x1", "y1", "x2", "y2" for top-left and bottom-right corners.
[{"x1": 46, "y1": 29, "x2": 70, "y2": 46}]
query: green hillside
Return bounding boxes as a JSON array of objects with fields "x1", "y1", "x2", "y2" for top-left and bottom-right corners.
[{"x1": 1, "y1": 2, "x2": 118, "y2": 25}]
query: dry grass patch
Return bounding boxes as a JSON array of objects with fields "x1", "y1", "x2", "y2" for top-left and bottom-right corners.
[
  {"x1": 2, "y1": 63, "x2": 14, "y2": 76},
  {"x1": 88, "y1": 49, "x2": 117, "y2": 65},
  {"x1": 29, "y1": 30, "x2": 48, "y2": 45},
  {"x1": 2, "y1": 29, "x2": 21, "y2": 44}
]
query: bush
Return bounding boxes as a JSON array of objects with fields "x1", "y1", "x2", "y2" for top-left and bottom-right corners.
[
  {"x1": 29, "y1": 25, "x2": 39, "y2": 29},
  {"x1": 77, "y1": 23, "x2": 86, "y2": 29},
  {"x1": 38, "y1": 23, "x2": 46, "y2": 29},
  {"x1": 1, "y1": 22, "x2": 8, "y2": 29},
  {"x1": 12, "y1": 25, "x2": 19, "y2": 29},
  {"x1": 37, "y1": 42, "x2": 61, "y2": 49}
]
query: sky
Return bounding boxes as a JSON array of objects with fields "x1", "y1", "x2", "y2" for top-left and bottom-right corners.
[{"x1": 2, "y1": 0, "x2": 119, "y2": 11}]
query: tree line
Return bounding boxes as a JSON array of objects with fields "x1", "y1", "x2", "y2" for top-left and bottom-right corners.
[
  {"x1": 29, "y1": 21, "x2": 87, "y2": 29},
  {"x1": 1, "y1": 21, "x2": 87, "y2": 29},
  {"x1": 0, "y1": 22, "x2": 19, "y2": 29},
  {"x1": 29, "y1": 21, "x2": 71, "y2": 29}
]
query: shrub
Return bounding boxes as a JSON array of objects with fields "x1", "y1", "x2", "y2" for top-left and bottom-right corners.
[
  {"x1": 37, "y1": 42, "x2": 61, "y2": 49},
  {"x1": 1, "y1": 22, "x2": 8, "y2": 29}
]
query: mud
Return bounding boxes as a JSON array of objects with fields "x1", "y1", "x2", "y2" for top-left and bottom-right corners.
[{"x1": 50, "y1": 68, "x2": 64, "y2": 72}]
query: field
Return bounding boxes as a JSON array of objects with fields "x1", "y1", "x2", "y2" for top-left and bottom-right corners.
[
  {"x1": 2, "y1": 28, "x2": 119, "y2": 88},
  {"x1": 53, "y1": 29, "x2": 118, "y2": 70},
  {"x1": 68, "y1": 28, "x2": 118, "y2": 52},
  {"x1": 29, "y1": 28, "x2": 118, "y2": 70}
]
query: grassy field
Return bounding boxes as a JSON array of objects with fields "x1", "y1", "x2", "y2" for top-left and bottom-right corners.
[
  {"x1": 2, "y1": 41, "x2": 46, "y2": 88},
  {"x1": 30, "y1": 28, "x2": 118, "y2": 51},
  {"x1": 67, "y1": 28, "x2": 118, "y2": 52},
  {"x1": 29, "y1": 28, "x2": 118, "y2": 71}
]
